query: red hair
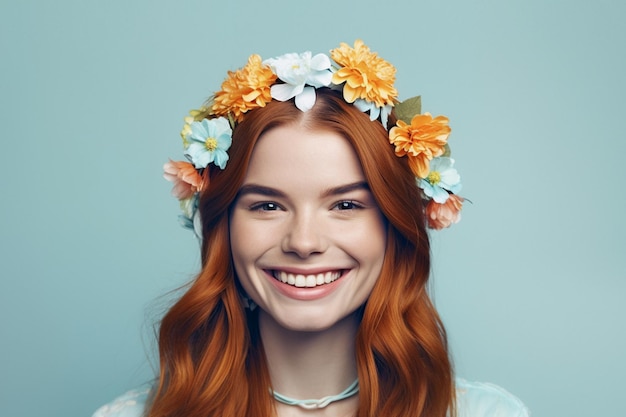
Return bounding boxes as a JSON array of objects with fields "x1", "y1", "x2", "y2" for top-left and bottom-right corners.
[{"x1": 149, "y1": 89, "x2": 455, "y2": 417}]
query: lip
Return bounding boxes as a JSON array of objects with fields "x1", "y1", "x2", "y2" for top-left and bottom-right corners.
[{"x1": 263, "y1": 268, "x2": 350, "y2": 301}]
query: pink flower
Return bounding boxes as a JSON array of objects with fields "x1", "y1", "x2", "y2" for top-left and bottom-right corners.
[
  {"x1": 163, "y1": 160, "x2": 205, "y2": 199},
  {"x1": 425, "y1": 194, "x2": 464, "y2": 230}
]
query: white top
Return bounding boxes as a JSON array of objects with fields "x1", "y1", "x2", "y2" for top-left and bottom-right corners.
[{"x1": 92, "y1": 378, "x2": 529, "y2": 417}]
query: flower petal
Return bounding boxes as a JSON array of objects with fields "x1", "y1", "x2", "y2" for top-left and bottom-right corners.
[
  {"x1": 295, "y1": 86, "x2": 316, "y2": 112},
  {"x1": 425, "y1": 195, "x2": 464, "y2": 230},
  {"x1": 271, "y1": 83, "x2": 302, "y2": 102},
  {"x1": 213, "y1": 149, "x2": 230, "y2": 169},
  {"x1": 368, "y1": 104, "x2": 380, "y2": 121},
  {"x1": 431, "y1": 187, "x2": 450, "y2": 204},
  {"x1": 211, "y1": 54, "x2": 276, "y2": 122},
  {"x1": 353, "y1": 99, "x2": 370, "y2": 113},
  {"x1": 212, "y1": 116, "x2": 232, "y2": 133},
  {"x1": 189, "y1": 121, "x2": 208, "y2": 143},
  {"x1": 186, "y1": 143, "x2": 212, "y2": 168},
  {"x1": 310, "y1": 53, "x2": 331, "y2": 70},
  {"x1": 171, "y1": 180, "x2": 195, "y2": 199},
  {"x1": 307, "y1": 70, "x2": 333, "y2": 88},
  {"x1": 330, "y1": 40, "x2": 397, "y2": 107},
  {"x1": 380, "y1": 105, "x2": 392, "y2": 128}
]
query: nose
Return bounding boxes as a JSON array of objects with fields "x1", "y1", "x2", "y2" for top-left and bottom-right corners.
[{"x1": 281, "y1": 211, "x2": 327, "y2": 258}]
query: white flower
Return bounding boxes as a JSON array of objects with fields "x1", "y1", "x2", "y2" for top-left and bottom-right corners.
[
  {"x1": 418, "y1": 157, "x2": 462, "y2": 203},
  {"x1": 263, "y1": 51, "x2": 333, "y2": 112}
]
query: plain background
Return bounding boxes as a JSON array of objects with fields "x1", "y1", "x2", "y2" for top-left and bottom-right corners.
[{"x1": 1, "y1": 0, "x2": 624, "y2": 416}]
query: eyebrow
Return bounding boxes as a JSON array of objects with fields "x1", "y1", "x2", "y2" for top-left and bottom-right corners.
[
  {"x1": 236, "y1": 181, "x2": 370, "y2": 199},
  {"x1": 237, "y1": 184, "x2": 287, "y2": 199},
  {"x1": 320, "y1": 181, "x2": 370, "y2": 198}
]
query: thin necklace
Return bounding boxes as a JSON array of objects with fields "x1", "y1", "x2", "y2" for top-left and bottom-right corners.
[{"x1": 272, "y1": 378, "x2": 359, "y2": 410}]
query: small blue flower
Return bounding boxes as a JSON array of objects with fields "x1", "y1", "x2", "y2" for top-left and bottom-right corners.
[
  {"x1": 178, "y1": 194, "x2": 202, "y2": 240},
  {"x1": 353, "y1": 99, "x2": 393, "y2": 127},
  {"x1": 418, "y1": 157, "x2": 462, "y2": 203},
  {"x1": 184, "y1": 117, "x2": 232, "y2": 169}
]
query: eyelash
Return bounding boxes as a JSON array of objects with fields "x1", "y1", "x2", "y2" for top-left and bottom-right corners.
[
  {"x1": 250, "y1": 202, "x2": 281, "y2": 211},
  {"x1": 333, "y1": 200, "x2": 363, "y2": 210},
  {"x1": 248, "y1": 200, "x2": 364, "y2": 212}
]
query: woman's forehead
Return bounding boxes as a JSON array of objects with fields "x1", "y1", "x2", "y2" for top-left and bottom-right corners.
[{"x1": 243, "y1": 124, "x2": 366, "y2": 189}]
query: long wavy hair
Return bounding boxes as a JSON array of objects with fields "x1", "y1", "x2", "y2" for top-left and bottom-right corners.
[{"x1": 148, "y1": 88, "x2": 455, "y2": 417}]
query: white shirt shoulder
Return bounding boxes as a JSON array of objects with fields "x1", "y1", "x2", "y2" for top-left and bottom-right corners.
[
  {"x1": 91, "y1": 379, "x2": 529, "y2": 417},
  {"x1": 91, "y1": 386, "x2": 150, "y2": 417},
  {"x1": 455, "y1": 378, "x2": 530, "y2": 417}
]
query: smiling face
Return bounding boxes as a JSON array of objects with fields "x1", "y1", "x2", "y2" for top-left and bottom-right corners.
[{"x1": 229, "y1": 123, "x2": 387, "y2": 332}]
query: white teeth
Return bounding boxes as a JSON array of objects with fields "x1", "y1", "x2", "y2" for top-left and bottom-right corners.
[
  {"x1": 316, "y1": 274, "x2": 324, "y2": 285},
  {"x1": 306, "y1": 275, "x2": 316, "y2": 287},
  {"x1": 295, "y1": 275, "x2": 306, "y2": 287},
  {"x1": 273, "y1": 270, "x2": 342, "y2": 288}
]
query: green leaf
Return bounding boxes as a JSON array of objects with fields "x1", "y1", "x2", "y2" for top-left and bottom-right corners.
[{"x1": 394, "y1": 95, "x2": 422, "y2": 124}]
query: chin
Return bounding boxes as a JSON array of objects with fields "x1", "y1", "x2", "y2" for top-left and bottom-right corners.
[{"x1": 261, "y1": 305, "x2": 361, "y2": 334}]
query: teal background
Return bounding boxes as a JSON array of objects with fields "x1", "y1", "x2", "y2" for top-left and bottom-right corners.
[{"x1": 1, "y1": 0, "x2": 624, "y2": 416}]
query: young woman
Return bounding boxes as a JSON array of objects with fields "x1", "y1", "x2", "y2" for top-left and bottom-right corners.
[{"x1": 94, "y1": 41, "x2": 528, "y2": 417}]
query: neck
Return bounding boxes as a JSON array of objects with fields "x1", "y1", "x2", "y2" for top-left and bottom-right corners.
[{"x1": 258, "y1": 310, "x2": 360, "y2": 400}]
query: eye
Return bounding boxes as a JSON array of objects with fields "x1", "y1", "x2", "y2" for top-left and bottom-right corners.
[
  {"x1": 250, "y1": 202, "x2": 281, "y2": 211},
  {"x1": 333, "y1": 200, "x2": 362, "y2": 210}
]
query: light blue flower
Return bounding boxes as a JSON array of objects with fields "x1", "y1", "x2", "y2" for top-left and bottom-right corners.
[
  {"x1": 184, "y1": 117, "x2": 232, "y2": 169},
  {"x1": 353, "y1": 99, "x2": 393, "y2": 127},
  {"x1": 178, "y1": 194, "x2": 203, "y2": 240},
  {"x1": 263, "y1": 51, "x2": 333, "y2": 112},
  {"x1": 418, "y1": 157, "x2": 462, "y2": 203}
]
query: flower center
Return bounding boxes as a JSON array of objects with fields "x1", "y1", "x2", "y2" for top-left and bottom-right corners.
[
  {"x1": 205, "y1": 137, "x2": 218, "y2": 151},
  {"x1": 427, "y1": 171, "x2": 441, "y2": 185}
]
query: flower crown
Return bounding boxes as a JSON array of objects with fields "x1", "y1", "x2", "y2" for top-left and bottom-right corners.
[{"x1": 164, "y1": 40, "x2": 465, "y2": 237}]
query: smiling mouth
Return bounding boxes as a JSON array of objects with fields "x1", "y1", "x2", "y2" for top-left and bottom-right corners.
[{"x1": 270, "y1": 270, "x2": 344, "y2": 288}]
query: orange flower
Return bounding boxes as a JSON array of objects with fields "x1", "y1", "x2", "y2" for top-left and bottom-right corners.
[
  {"x1": 330, "y1": 40, "x2": 397, "y2": 108},
  {"x1": 211, "y1": 54, "x2": 277, "y2": 122},
  {"x1": 163, "y1": 160, "x2": 206, "y2": 199},
  {"x1": 389, "y1": 113, "x2": 451, "y2": 178},
  {"x1": 425, "y1": 194, "x2": 464, "y2": 230}
]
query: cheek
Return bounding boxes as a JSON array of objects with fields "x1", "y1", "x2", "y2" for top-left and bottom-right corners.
[
  {"x1": 346, "y1": 216, "x2": 387, "y2": 261},
  {"x1": 229, "y1": 213, "x2": 279, "y2": 274},
  {"x1": 229, "y1": 216, "x2": 256, "y2": 296},
  {"x1": 362, "y1": 220, "x2": 387, "y2": 286},
  {"x1": 232, "y1": 221, "x2": 270, "y2": 252},
  {"x1": 229, "y1": 214, "x2": 251, "y2": 273}
]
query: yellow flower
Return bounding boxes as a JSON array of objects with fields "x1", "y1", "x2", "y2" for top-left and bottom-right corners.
[
  {"x1": 180, "y1": 108, "x2": 208, "y2": 146},
  {"x1": 389, "y1": 113, "x2": 451, "y2": 178},
  {"x1": 330, "y1": 40, "x2": 398, "y2": 108},
  {"x1": 211, "y1": 54, "x2": 277, "y2": 122}
]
